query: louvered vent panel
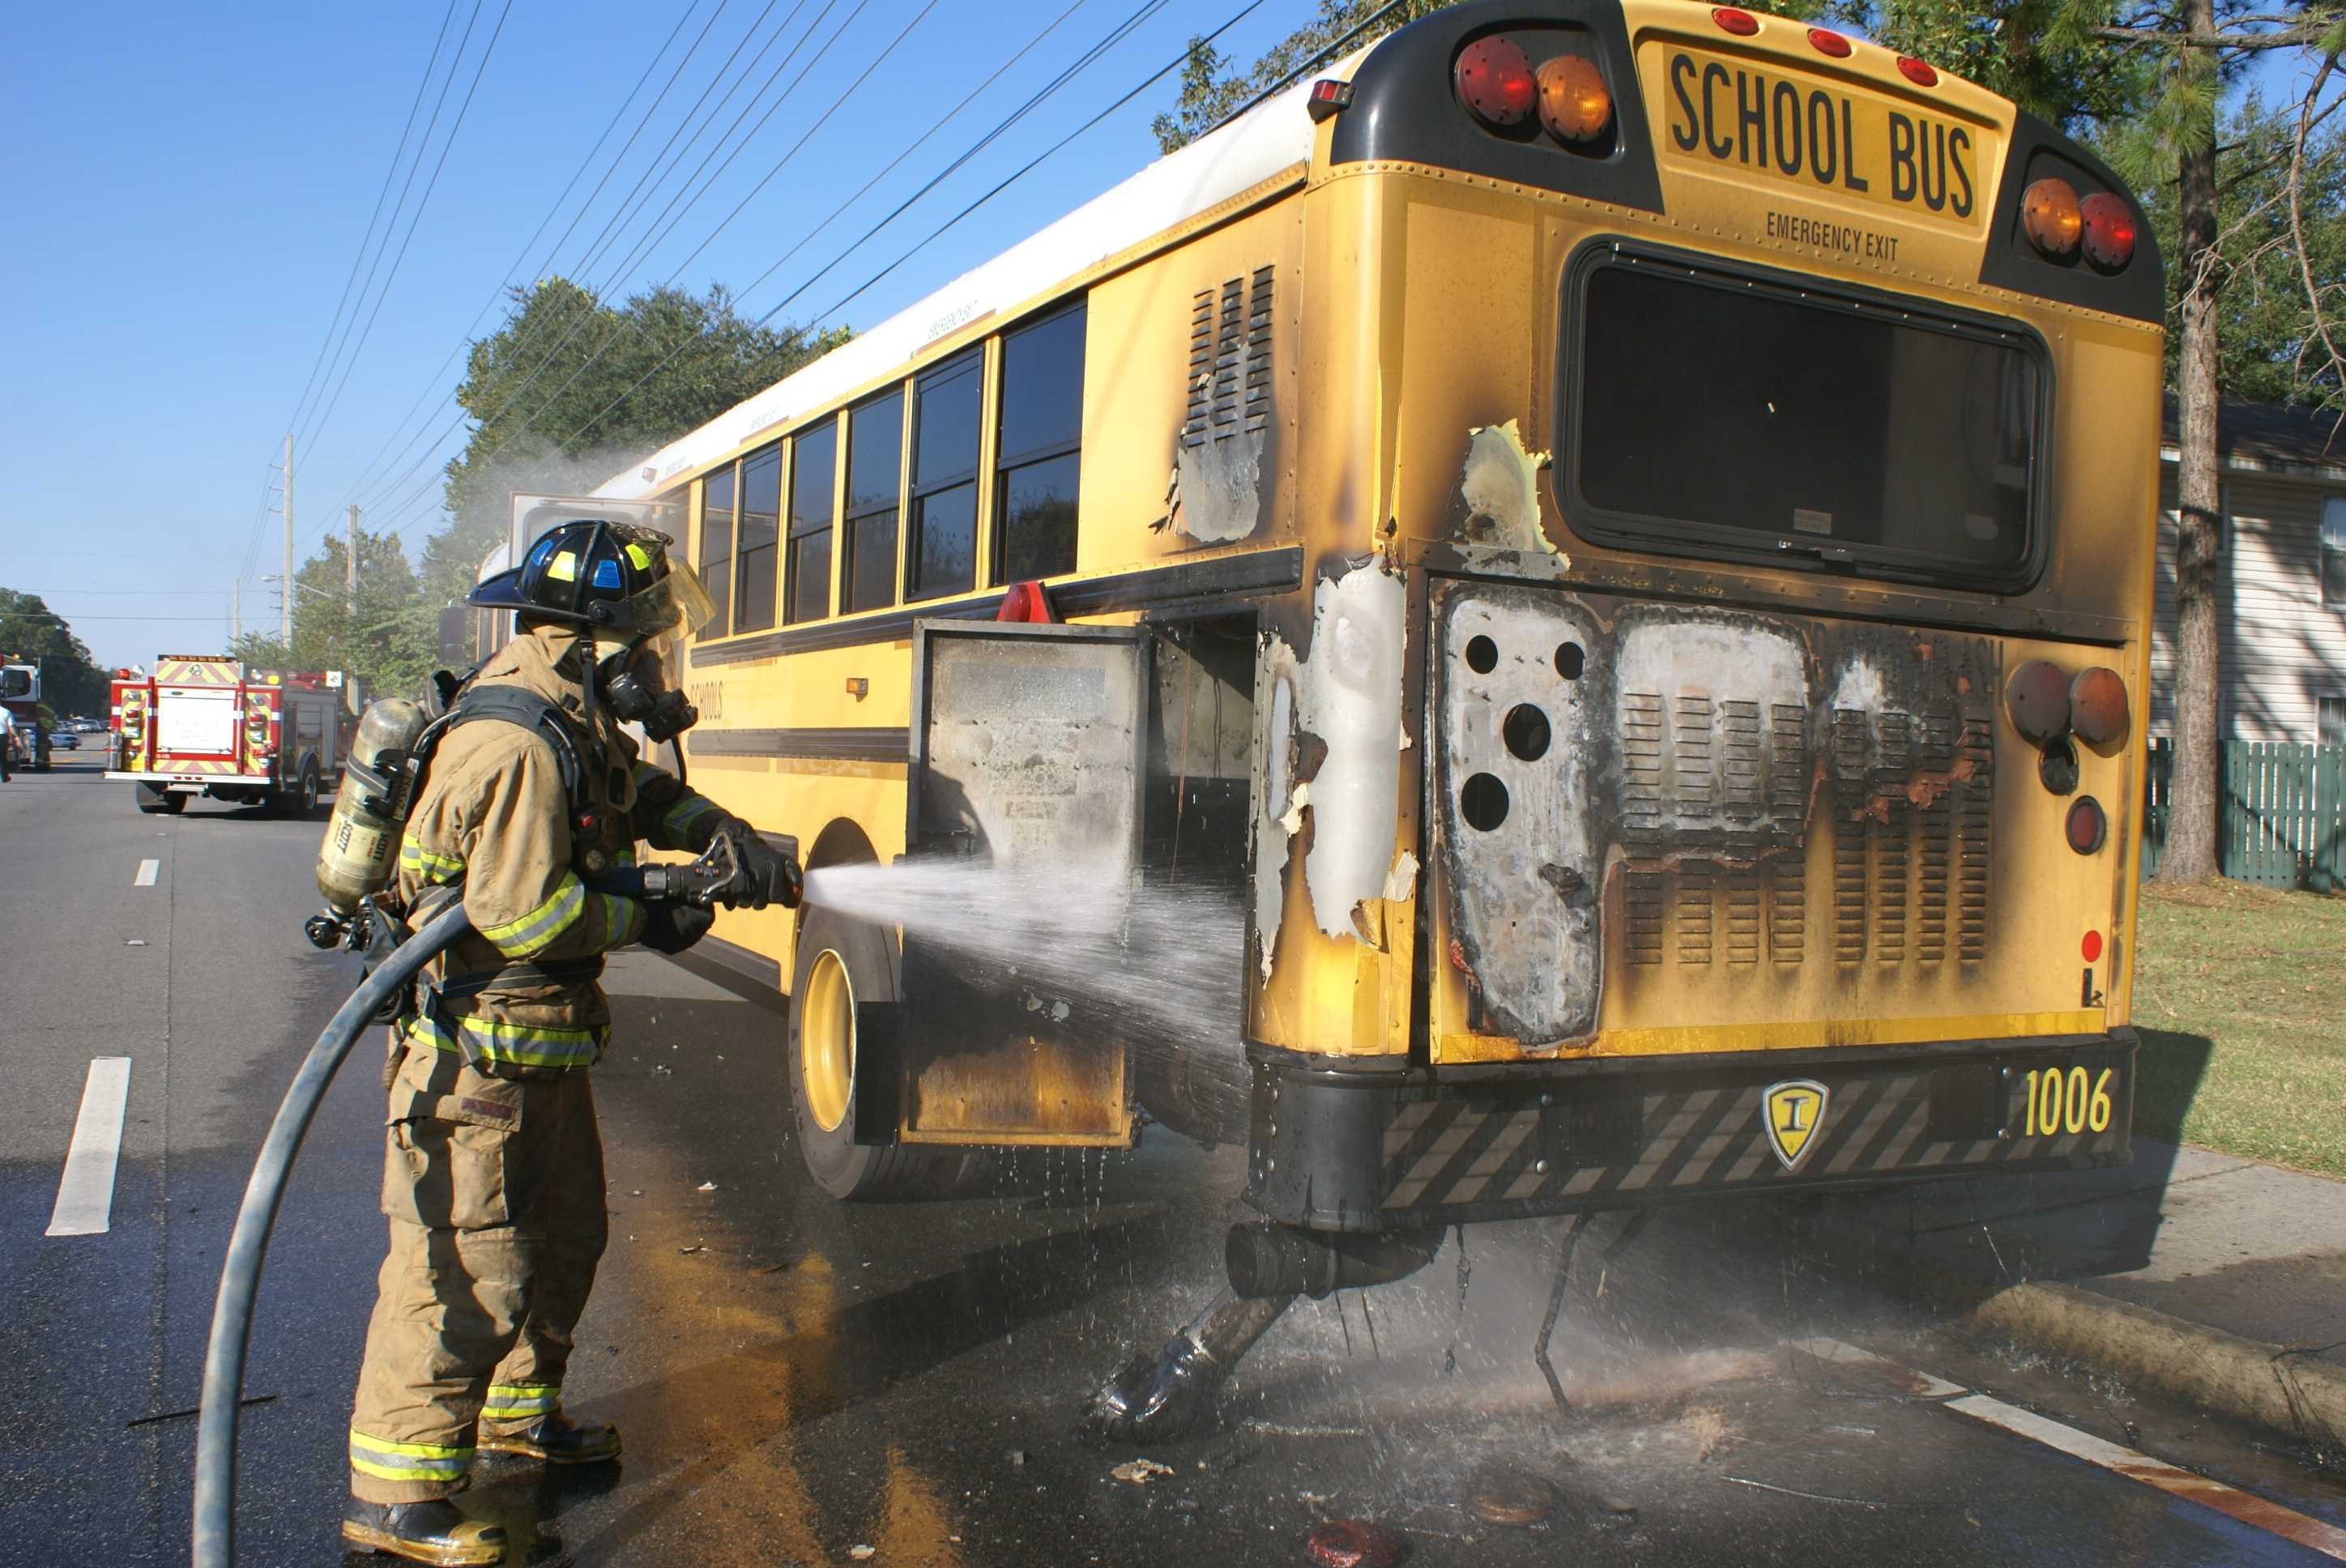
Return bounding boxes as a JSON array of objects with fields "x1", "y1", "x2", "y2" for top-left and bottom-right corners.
[{"x1": 1182, "y1": 266, "x2": 1274, "y2": 450}]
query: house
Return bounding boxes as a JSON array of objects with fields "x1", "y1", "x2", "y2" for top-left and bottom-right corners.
[{"x1": 2152, "y1": 395, "x2": 2346, "y2": 746}]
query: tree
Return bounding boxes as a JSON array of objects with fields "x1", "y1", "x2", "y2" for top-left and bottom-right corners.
[
  {"x1": 231, "y1": 529, "x2": 438, "y2": 699},
  {"x1": 424, "y1": 279, "x2": 847, "y2": 614},
  {"x1": 1153, "y1": 1, "x2": 1449, "y2": 154},
  {"x1": 0, "y1": 590, "x2": 111, "y2": 718}
]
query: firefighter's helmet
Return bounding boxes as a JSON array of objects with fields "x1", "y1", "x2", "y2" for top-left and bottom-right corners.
[{"x1": 467, "y1": 520, "x2": 714, "y2": 639}]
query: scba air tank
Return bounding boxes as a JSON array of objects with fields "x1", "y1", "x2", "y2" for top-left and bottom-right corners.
[{"x1": 314, "y1": 697, "x2": 427, "y2": 913}]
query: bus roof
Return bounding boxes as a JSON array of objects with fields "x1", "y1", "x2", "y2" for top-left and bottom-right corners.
[{"x1": 590, "y1": 74, "x2": 1324, "y2": 504}]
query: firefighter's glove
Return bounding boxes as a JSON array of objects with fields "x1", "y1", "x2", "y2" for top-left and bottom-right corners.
[
  {"x1": 640, "y1": 900, "x2": 714, "y2": 955},
  {"x1": 713, "y1": 820, "x2": 803, "y2": 910}
]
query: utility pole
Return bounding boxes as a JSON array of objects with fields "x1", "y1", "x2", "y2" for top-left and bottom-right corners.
[
  {"x1": 230, "y1": 580, "x2": 241, "y2": 642},
  {"x1": 347, "y1": 504, "x2": 360, "y2": 611},
  {"x1": 280, "y1": 432, "x2": 295, "y2": 650}
]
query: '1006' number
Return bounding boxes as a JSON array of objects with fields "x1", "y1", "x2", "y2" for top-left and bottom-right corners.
[{"x1": 2023, "y1": 1066, "x2": 2114, "y2": 1137}]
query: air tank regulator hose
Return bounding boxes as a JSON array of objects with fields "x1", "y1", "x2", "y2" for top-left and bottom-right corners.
[{"x1": 190, "y1": 904, "x2": 473, "y2": 1568}]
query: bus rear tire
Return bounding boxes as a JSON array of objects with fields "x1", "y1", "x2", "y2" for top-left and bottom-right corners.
[
  {"x1": 787, "y1": 905, "x2": 984, "y2": 1202},
  {"x1": 134, "y1": 783, "x2": 185, "y2": 816}
]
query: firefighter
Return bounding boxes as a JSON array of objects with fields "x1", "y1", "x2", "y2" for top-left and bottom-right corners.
[{"x1": 342, "y1": 520, "x2": 797, "y2": 1565}]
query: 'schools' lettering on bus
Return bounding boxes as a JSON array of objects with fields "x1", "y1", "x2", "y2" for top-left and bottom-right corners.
[{"x1": 1665, "y1": 49, "x2": 1977, "y2": 220}]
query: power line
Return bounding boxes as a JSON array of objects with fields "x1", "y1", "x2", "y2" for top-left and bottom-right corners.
[
  {"x1": 292, "y1": 0, "x2": 514, "y2": 469},
  {"x1": 278, "y1": 0, "x2": 463, "y2": 446},
  {"x1": 531, "y1": 0, "x2": 1265, "y2": 469},
  {"x1": 360, "y1": 0, "x2": 915, "y2": 534},
  {"x1": 326, "y1": 0, "x2": 734, "y2": 518},
  {"x1": 373, "y1": 0, "x2": 1151, "y2": 536}
]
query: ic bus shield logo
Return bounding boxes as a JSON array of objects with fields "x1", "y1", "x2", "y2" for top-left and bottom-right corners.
[{"x1": 1762, "y1": 1080, "x2": 1829, "y2": 1171}]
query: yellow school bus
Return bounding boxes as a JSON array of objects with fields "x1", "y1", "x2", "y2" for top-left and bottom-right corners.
[{"x1": 594, "y1": 1, "x2": 2158, "y2": 1276}]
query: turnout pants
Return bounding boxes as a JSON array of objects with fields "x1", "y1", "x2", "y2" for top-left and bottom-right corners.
[{"x1": 348, "y1": 1036, "x2": 608, "y2": 1503}]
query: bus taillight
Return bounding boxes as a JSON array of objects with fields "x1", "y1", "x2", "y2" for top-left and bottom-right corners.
[
  {"x1": 2066, "y1": 797, "x2": 2108, "y2": 855},
  {"x1": 2022, "y1": 177, "x2": 2084, "y2": 257},
  {"x1": 2079, "y1": 193, "x2": 2137, "y2": 269},
  {"x1": 1454, "y1": 36, "x2": 1534, "y2": 127},
  {"x1": 1535, "y1": 55, "x2": 1610, "y2": 143},
  {"x1": 2070, "y1": 666, "x2": 2131, "y2": 744}
]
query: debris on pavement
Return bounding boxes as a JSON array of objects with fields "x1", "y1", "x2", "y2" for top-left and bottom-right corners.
[
  {"x1": 1305, "y1": 1518, "x2": 1408, "y2": 1567},
  {"x1": 1464, "y1": 1463, "x2": 1559, "y2": 1528},
  {"x1": 1109, "y1": 1458, "x2": 1175, "y2": 1485},
  {"x1": 848, "y1": 1545, "x2": 877, "y2": 1560},
  {"x1": 697, "y1": 1181, "x2": 718, "y2": 1191}
]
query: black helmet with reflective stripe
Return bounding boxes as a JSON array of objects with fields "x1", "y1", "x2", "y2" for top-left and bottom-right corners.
[{"x1": 467, "y1": 520, "x2": 714, "y2": 637}]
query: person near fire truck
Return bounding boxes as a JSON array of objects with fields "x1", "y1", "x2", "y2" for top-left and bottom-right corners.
[{"x1": 343, "y1": 520, "x2": 798, "y2": 1565}]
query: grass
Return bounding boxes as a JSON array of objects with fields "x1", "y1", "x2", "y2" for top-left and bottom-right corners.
[{"x1": 2130, "y1": 877, "x2": 2346, "y2": 1180}]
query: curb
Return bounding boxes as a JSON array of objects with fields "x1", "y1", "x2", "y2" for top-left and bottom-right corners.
[
  {"x1": 1964, "y1": 1279, "x2": 2346, "y2": 1451},
  {"x1": 1797, "y1": 1209, "x2": 2346, "y2": 1451}
]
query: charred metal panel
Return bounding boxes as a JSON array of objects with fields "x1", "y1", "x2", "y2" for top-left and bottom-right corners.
[
  {"x1": 1168, "y1": 266, "x2": 1275, "y2": 544},
  {"x1": 899, "y1": 621, "x2": 1148, "y2": 1144},
  {"x1": 1431, "y1": 582, "x2": 1605, "y2": 1042},
  {"x1": 1430, "y1": 586, "x2": 2006, "y2": 1049}
]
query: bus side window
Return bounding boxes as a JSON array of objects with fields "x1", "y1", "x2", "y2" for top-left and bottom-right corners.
[
  {"x1": 787, "y1": 422, "x2": 837, "y2": 624},
  {"x1": 995, "y1": 301, "x2": 1084, "y2": 582},
  {"x1": 700, "y1": 463, "x2": 736, "y2": 636},
  {"x1": 736, "y1": 442, "x2": 781, "y2": 633},
  {"x1": 908, "y1": 350, "x2": 982, "y2": 601},
  {"x1": 845, "y1": 391, "x2": 903, "y2": 614}
]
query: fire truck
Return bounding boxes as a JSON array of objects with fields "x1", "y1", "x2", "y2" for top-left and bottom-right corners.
[
  {"x1": 2, "y1": 658, "x2": 49, "y2": 771},
  {"x1": 105, "y1": 656, "x2": 352, "y2": 816}
]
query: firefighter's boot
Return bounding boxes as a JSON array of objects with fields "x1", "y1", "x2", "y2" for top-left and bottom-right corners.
[
  {"x1": 339, "y1": 1498, "x2": 505, "y2": 1566},
  {"x1": 477, "y1": 1410, "x2": 622, "y2": 1465}
]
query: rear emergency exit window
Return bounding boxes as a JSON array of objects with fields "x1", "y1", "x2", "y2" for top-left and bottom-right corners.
[{"x1": 1562, "y1": 248, "x2": 2046, "y2": 591}]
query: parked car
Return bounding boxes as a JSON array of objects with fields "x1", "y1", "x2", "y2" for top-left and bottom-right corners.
[{"x1": 50, "y1": 731, "x2": 79, "y2": 751}]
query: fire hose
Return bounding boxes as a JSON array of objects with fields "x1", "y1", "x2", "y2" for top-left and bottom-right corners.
[
  {"x1": 191, "y1": 901, "x2": 471, "y2": 1568},
  {"x1": 193, "y1": 832, "x2": 783, "y2": 1567}
]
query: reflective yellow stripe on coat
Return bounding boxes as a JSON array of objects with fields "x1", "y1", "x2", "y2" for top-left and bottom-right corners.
[
  {"x1": 403, "y1": 1011, "x2": 606, "y2": 1071},
  {"x1": 478, "y1": 871, "x2": 586, "y2": 958}
]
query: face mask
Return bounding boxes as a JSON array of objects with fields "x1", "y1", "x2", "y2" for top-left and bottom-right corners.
[{"x1": 598, "y1": 639, "x2": 698, "y2": 742}]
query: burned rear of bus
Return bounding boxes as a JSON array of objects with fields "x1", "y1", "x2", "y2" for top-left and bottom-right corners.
[{"x1": 1225, "y1": 0, "x2": 2158, "y2": 1252}]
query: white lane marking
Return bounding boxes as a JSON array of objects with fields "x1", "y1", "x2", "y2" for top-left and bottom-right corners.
[
  {"x1": 1789, "y1": 1336, "x2": 1967, "y2": 1397},
  {"x1": 134, "y1": 859, "x2": 160, "y2": 887},
  {"x1": 46, "y1": 1058, "x2": 134, "y2": 1237},
  {"x1": 1791, "y1": 1336, "x2": 2346, "y2": 1561}
]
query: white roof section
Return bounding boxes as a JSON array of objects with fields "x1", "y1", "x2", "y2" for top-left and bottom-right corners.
[{"x1": 591, "y1": 75, "x2": 1323, "y2": 503}]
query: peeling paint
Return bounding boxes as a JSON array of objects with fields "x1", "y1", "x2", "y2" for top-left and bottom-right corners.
[
  {"x1": 1381, "y1": 850, "x2": 1419, "y2": 904},
  {"x1": 1298, "y1": 567, "x2": 1406, "y2": 940},
  {"x1": 1458, "y1": 420, "x2": 1565, "y2": 561},
  {"x1": 1830, "y1": 657, "x2": 1889, "y2": 714},
  {"x1": 1167, "y1": 430, "x2": 1265, "y2": 543},
  {"x1": 1253, "y1": 658, "x2": 1299, "y2": 980}
]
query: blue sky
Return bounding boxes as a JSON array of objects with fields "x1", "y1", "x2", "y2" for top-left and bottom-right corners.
[
  {"x1": 1, "y1": 0, "x2": 1307, "y2": 670},
  {"x1": 0, "y1": 2, "x2": 2323, "y2": 672}
]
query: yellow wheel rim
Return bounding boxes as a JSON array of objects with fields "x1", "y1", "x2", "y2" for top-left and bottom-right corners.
[{"x1": 799, "y1": 948, "x2": 855, "y2": 1134}]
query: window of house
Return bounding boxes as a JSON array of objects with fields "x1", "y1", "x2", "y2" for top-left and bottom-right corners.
[
  {"x1": 2320, "y1": 695, "x2": 2345, "y2": 748},
  {"x1": 2323, "y1": 496, "x2": 2345, "y2": 608},
  {"x1": 844, "y1": 391, "x2": 903, "y2": 614},
  {"x1": 995, "y1": 302, "x2": 1085, "y2": 583},
  {"x1": 735, "y1": 444, "x2": 782, "y2": 633},
  {"x1": 908, "y1": 350, "x2": 982, "y2": 601},
  {"x1": 699, "y1": 463, "x2": 736, "y2": 636},
  {"x1": 787, "y1": 421, "x2": 837, "y2": 624}
]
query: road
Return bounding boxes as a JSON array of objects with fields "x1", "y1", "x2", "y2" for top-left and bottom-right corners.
[{"x1": 3, "y1": 756, "x2": 2342, "y2": 1566}]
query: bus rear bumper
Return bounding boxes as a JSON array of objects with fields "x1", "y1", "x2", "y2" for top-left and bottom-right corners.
[{"x1": 1243, "y1": 1031, "x2": 2136, "y2": 1232}]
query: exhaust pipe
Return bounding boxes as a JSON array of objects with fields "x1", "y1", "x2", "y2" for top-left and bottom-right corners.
[{"x1": 1224, "y1": 1221, "x2": 1444, "y2": 1301}]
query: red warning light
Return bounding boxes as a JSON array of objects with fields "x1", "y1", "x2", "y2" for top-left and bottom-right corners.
[
  {"x1": 1455, "y1": 36, "x2": 1536, "y2": 127},
  {"x1": 2081, "y1": 930, "x2": 2104, "y2": 963}
]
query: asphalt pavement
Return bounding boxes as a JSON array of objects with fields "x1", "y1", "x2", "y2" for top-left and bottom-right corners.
[{"x1": 3, "y1": 756, "x2": 2343, "y2": 1566}]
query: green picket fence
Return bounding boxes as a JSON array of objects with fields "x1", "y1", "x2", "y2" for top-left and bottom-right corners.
[{"x1": 2143, "y1": 738, "x2": 2346, "y2": 891}]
